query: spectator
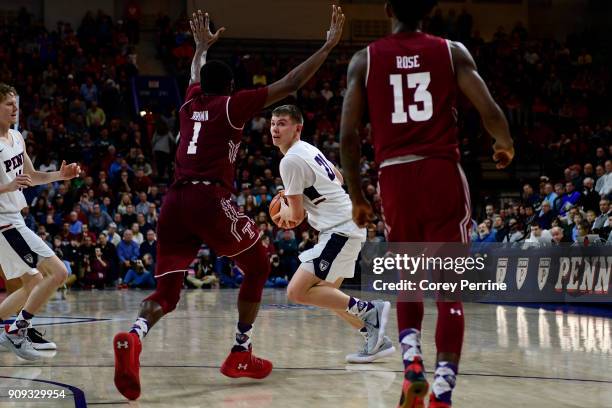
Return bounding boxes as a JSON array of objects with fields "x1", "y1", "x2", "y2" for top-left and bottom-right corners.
[
  {"x1": 89, "y1": 203, "x2": 112, "y2": 233},
  {"x1": 85, "y1": 247, "x2": 109, "y2": 289},
  {"x1": 538, "y1": 201, "x2": 555, "y2": 229},
  {"x1": 135, "y1": 192, "x2": 151, "y2": 215},
  {"x1": 592, "y1": 199, "x2": 610, "y2": 231},
  {"x1": 86, "y1": 100, "x2": 106, "y2": 127},
  {"x1": 551, "y1": 226, "x2": 567, "y2": 245},
  {"x1": 526, "y1": 223, "x2": 553, "y2": 246},
  {"x1": 596, "y1": 160, "x2": 612, "y2": 196},
  {"x1": 474, "y1": 223, "x2": 497, "y2": 243},
  {"x1": 68, "y1": 211, "x2": 83, "y2": 236},
  {"x1": 98, "y1": 232, "x2": 119, "y2": 285},
  {"x1": 123, "y1": 259, "x2": 156, "y2": 289},
  {"x1": 484, "y1": 204, "x2": 496, "y2": 220},
  {"x1": 105, "y1": 222, "x2": 122, "y2": 246},
  {"x1": 277, "y1": 230, "x2": 299, "y2": 279},
  {"x1": 80, "y1": 77, "x2": 98, "y2": 103},
  {"x1": 502, "y1": 218, "x2": 524, "y2": 243},
  {"x1": 261, "y1": 235, "x2": 276, "y2": 259},
  {"x1": 117, "y1": 229, "x2": 140, "y2": 274},
  {"x1": 140, "y1": 230, "x2": 157, "y2": 262},
  {"x1": 579, "y1": 177, "x2": 600, "y2": 213},
  {"x1": 131, "y1": 223, "x2": 144, "y2": 245},
  {"x1": 541, "y1": 183, "x2": 557, "y2": 213},
  {"x1": 574, "y1": 220, "x2": 592, "y2": 243},
  {"x1": 122, "y1": 204, "x2": 137, "y2": 227}
]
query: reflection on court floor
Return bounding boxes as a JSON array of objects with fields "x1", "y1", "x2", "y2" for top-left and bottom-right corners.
[{"x1": 0, "y1": 289, "x2": 610, "y2": 407}]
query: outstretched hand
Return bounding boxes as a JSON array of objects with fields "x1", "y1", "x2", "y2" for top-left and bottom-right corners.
[
  {"x1": 323, "y1": 5, "x2": 346, "y2": 51},
  {"x1": 190, "y1": 10, "x2": 226, "y2": 50},
  {"x1": 59, "y1": 160, "x2": 81, "y2": 180}
]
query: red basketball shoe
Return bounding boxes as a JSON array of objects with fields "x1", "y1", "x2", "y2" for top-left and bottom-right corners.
[
  {"x1": 220, "y1": 345, "x2": 272, "y2": 379},
  {"x1": 113, "y1": 332, "x2": 142, "y2": 400},
  {"x1": 397, "y1": 357, "x2": 429, "y2": 408},
  {"x1": 429, "y1": 395, "x2": 452, "y2": 408}
]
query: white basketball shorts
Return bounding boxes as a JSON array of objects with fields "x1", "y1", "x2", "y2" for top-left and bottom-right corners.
[
  {"x1": 0, "y1": 212, "x2": 54, "y2": 280},
  {"x1": 299, "y1": 220, "x2": 366, "y2": 283}
]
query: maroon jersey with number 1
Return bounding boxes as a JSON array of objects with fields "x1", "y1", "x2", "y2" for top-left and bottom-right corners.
[
  {"x1": 175, "y1": 84, "x2": 268, "y2": 190},
  {"x1": 154, "y1": 84, "x2": 268, "y2": 277}
]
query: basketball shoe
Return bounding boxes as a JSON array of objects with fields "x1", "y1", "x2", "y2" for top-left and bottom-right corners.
[
  {"x1": 220, "y1": 345, "x2": 273, "y2": 379},
  {"x1": 397, "y1": 357, "x2": 429, "y2": 408},
  {"x1": 28, "y1": 328, "x2": 57, "y2": 350},
  {"x1": 361, "y1": 300, "x2": 391, "y2": 353},
  {"x1": 113, "y1": 332, "x2": 142, "y2": 400},
  {"x1": 0, "y1": 329, "x2": 43, "y2": 361},
  {"x1": 428, "y1": 396, "x2": 452, "y2": 408},
  {"x1": 346, "y1": 335, "x2": 395, "y2": 363}
]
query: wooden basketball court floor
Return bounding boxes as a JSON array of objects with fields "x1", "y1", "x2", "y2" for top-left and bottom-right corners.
[{"x1": 0, "y1": 289, "x2": 610, "y2": 408}]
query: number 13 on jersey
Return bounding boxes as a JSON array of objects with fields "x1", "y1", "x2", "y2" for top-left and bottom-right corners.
[{"x1": 389, "y1": 72, "x2": 433, "y2": 123}]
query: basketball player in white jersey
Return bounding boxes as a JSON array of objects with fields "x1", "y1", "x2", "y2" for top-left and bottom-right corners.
[
  {"x1": 271, "y1": 104, "x2": 394, "y2": 362},
  {"x1": 0, "y1": 84, "x2": 80, "y2": 360}
]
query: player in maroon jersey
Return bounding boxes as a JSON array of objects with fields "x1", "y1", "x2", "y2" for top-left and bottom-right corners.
[
  {"x1": 340, "y1": 1, "x2": 513, "y2": 408},
  {"x1": 112, "y1": 7, "x2": 345, "y2": 400}
]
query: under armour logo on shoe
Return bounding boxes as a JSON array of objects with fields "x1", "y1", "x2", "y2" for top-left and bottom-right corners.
[
  {"x1": 450, "y1": 308, "x2": 462, "y2": 316},
  {"x1": 116, "y1": 341, "x2": 129, "y2": 349},
  {"x1": 237, "y1": 363, "x2": 248, "y2": 370}
]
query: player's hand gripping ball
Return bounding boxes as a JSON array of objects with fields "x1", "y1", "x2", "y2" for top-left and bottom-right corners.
[{"x1": 269, "y1": 191, "x2": 304, "y2": 229}]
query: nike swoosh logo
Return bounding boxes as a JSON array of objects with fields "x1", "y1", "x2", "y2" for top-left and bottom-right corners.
[{"x1": 6, "y1": 335, "x2": 22, "y2": 349}]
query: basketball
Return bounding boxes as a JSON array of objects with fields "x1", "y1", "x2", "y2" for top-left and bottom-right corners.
[
  {"x1": 269, "y1": 191, "x2": 287, "y2": 222},
  {"x1": 269, "y1": 191, "x2": 305, "y2": 228}
]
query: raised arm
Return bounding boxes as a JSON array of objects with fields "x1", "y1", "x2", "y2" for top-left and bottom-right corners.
[
  {"x1": 339, "y1": 48, "x2": 373, "y2": 227},
  {"x1": 264, "y1": 5, "x2": 345, "y2": 107},
  {"x1": 189, "y1": 10, "x2": 226, "y2": 85},
  {"x1": 451, "y1": 41, "x2": 514, "y2": 169}
]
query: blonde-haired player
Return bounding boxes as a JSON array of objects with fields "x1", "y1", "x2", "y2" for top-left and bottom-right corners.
[
  {"x1": 271, "y1": 104, "x2": 394, "y2": 362},
  {"x1": 0, "y1": 83, "x2": 80, "y2": 360}
]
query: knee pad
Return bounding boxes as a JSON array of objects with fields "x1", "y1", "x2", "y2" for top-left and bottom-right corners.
[
  {"x1": 233, "y1": 241, "x2": 271, "y2": 303},
  {"x1": 144, "y1": 273, "x2": 184, "y2": 314}
]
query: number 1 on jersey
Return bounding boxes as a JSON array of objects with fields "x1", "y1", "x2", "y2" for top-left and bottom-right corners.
[
  {"x1": 390, "y1": 72, "x2": 433, "y2": 124},
  {"x1": 187, "y1": 122, "x2": 201, "y2": 155}
]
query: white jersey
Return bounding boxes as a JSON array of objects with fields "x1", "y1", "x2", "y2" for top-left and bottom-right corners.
[
  {"x1": 0, "y1": 129, "x2": 28, "y2": 214},
  {"x1": 280, "y1": 140, "x2": 353, "y2": 231}
]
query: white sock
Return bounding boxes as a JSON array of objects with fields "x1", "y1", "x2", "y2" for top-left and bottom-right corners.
[{"x1": 129, "y1": 317, "x2": 149, "y2": 341}]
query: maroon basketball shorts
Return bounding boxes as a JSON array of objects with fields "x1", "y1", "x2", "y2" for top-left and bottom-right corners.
[
  {"x1": 378, "y1": 158, "x2": 471, "y2": 243},
  {"x1": 155, "y1": 182, "x2": 261, "y2": 277}
]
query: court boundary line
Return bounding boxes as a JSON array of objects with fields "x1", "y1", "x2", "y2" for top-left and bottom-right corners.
[
  {"x1": 0, "y1": 365, "x2": 610, "y2": 385},
  {"x1": 0, "y1": 375, "x2": 87, "y2": 407}
]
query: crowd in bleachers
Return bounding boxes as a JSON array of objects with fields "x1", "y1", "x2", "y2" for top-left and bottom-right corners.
[{"x1": 0, "y1": 7, "x2": 610, "y2": 291}]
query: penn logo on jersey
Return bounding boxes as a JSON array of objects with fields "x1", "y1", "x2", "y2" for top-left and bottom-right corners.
[
  {"x1": 4, "y1": 152, "x2": 24, "y2": 173},
  {"x1": 191, "y1": 111, "x2": 209, "y2": 121}
]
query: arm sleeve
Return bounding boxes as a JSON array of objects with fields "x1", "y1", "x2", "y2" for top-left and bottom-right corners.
[
  {"x1": 227, "y1": 87, "x2": 269, "y2": 129},
  {"x1": 279, "y1": 155, "x2": 315, "y2": 196}
]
